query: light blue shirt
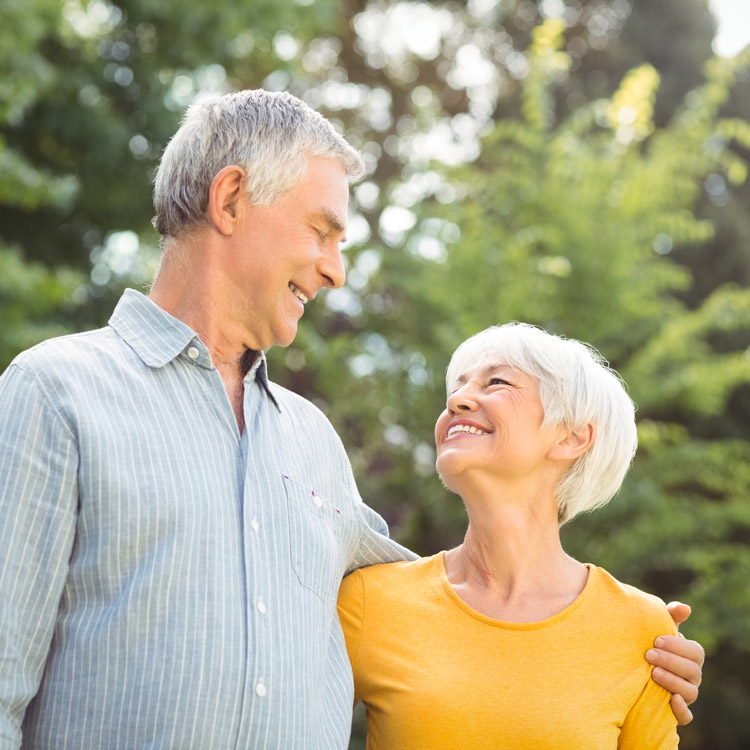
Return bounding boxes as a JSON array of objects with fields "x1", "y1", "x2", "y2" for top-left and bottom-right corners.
[{"x1": 0, "y1": 289, "x2": 412, "y2": 749}]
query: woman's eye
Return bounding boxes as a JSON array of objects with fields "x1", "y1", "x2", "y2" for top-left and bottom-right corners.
[{"x1": 489, "y1": 377, "x2": 509, "y2": 386}]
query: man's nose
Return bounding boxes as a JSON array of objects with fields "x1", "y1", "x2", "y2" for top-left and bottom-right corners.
[{"x1": 318, "y1": 243, "x2": 346, "y2": 289}]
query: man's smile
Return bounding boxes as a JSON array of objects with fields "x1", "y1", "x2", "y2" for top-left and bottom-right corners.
[{"x1": 289, "y1": 282, "x2": 310, "y2": 304}]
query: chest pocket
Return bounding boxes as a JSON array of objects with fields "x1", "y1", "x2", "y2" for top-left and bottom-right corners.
[{"x1": 283, "y1": 474, "x2": 343, "y2": 606}]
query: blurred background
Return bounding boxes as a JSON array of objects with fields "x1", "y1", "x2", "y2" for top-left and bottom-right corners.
[{"x1": 1, "y1": 0, "x2": 748, "y2": 747}]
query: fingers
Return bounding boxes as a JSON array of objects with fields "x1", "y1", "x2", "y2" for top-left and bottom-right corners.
[
  {"x1": 646, "y1": 634, "x2": 703, "y2": 713},
  {"x1": 666, "y1": 601, "x2": 692, "y2": 628},
  {"x1": 650, "y1": 664, "x2": 700, "y2": 704},
  {"x1": 650, "y1": 606, "x2": 703, "y2": 724},
  {"x1": 652, "y1": 634, "x2": 706, "y2": 670},
  {"x1": 669, "y1": 693, "x2": 694, "y2": 726}
]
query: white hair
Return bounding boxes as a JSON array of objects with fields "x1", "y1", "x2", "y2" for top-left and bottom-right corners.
[
  {"x1": 445, "y1": 323, "x2": 638, "y2": 526},
  {"x1": 153, "y1": 89, "x2": 365, "y2": 238}
]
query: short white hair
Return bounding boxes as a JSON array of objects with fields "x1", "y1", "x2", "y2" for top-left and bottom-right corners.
[
  {"x1": 153, "y1": 89, "x2": 365, "y2": 238},
  {"x1": 445, "y1": 323, "x2": 638, "y2": 526}
]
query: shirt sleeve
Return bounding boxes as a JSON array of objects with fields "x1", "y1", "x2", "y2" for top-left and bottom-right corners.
[
  {"x1": 349, "y1": 501, "x2": 417, "y2": 573},
  {"x1": 618, "y1": 605, "x2": 679, "y2": 750},
  {"x1": 0, "y1": 364, "x2": 78, "y2": 746},
  {"x1": 618, "y1": 669, "x2": 679, "y2": 749},
  {"x1": 325, "y1": 426, "x2": 416, "y2": 573},
  {"x1": 336, "y1": 569, "x2": 366, "y2": 705}
]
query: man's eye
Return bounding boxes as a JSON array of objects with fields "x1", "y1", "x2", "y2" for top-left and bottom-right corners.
[
  {"x1": 489, "y1": 377, "x2": 509, "y2": 386},
  {"x1": 316, "y1": 228, "x2": 327, "y2": 241}
]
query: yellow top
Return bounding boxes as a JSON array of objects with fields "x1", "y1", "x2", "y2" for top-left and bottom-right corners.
[{"x1": 338, "y1": 553, "x2": 678, "y2": 750}]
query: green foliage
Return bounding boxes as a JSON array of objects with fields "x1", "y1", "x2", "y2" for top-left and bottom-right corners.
[
  {"x1": 0, "y1": 243, "x2": 83, "y2": 363},
  {"x1": 302, "y1": 19, "x2": 749, "y2": 749},
  {"x1": 0, "y1": 0, "x2": 83, "y2": 359},
  {"x1": 1, "y1": 1, "x2": 749, "y2": 748}
]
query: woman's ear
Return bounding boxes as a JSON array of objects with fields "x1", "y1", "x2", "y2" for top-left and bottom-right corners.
[
  {"x1": 207, "y1": 165, "x2": 247, "y2": 235},
  {"x1": 548, "y1": 422, "x2": 595, "y2": 461}
]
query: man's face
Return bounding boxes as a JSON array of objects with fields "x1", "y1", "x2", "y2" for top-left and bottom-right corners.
[{"x1": 229, "y1": 155, "x2": 350, "y2": 351}]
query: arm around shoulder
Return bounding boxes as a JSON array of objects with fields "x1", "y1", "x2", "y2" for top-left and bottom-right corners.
[
  {"x1": 0, "y1": 364, "x2": 79, "y2": 742},
  {"x1": 350, "y1": 501, "x2": 417, "y2": 572}
]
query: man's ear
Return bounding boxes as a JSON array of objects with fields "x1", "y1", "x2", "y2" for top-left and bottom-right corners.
[
  {"x1": 207, "y1": 165, "x2": 247, "y2": 235},
  {"x1": 548, "y1": 422, "x2": 595, "y2": 461}
]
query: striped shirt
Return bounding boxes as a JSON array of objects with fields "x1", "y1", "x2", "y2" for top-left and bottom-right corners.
[{"x1": 0, "y1": 289, "x2": 413, "y2": 749}]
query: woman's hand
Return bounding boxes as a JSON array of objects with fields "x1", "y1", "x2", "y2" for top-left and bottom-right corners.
[{"x1": 646, "y1": 602, "x2": 705, "y2": 725}]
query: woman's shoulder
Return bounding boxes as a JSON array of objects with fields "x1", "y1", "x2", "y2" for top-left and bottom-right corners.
[
  {"x1": 589, "y1": 565, "x2": 677, "y2": 634},
  {"x1": 356, "y1": 553, "x2": 442, "y2": 585},
  {"x1": 339, "y1": 553, "x2": 443, "y2": 605}
]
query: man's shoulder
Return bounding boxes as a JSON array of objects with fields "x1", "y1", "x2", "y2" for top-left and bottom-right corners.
[{"x1": 9, "y1": 326, "x2": 115, "y2": 377}]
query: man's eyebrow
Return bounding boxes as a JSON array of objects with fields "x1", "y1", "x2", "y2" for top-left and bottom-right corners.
[{"x1": 318, "y1": 208, "x2": 347, "y2": 238}]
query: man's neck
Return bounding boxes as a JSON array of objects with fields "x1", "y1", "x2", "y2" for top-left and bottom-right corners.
[
  {"x1": 150, "y1": 235, "x2": 252, "y2": 433},
  {"x1": 150, "y1": 234, "x2": 247, "y2": 365}
]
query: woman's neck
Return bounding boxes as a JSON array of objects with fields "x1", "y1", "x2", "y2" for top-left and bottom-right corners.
[{"x1": 443, "y1": 492, "x2": 588, "y2": 622}]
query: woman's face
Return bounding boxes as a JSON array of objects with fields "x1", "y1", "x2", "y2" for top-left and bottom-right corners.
[{"x1": 434, "y1": 358, "x2": 565, "y2": 489}]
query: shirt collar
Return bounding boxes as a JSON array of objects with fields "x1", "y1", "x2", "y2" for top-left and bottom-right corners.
[
  {"x1": 109, "y1": 290, "x2": 275, "y2": 407},
  {"x1": 109, "y1": 289, "x2": 197, "y2": 368}
]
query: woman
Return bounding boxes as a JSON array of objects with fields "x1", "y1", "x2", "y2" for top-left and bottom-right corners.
[{"x1": 338, "y1": 323, "x2": 683, "y2": 749}]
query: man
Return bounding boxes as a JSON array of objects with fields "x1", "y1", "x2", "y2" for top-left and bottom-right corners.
[{"x1": 0, "y1": 90, "x2": 702, "y2": 748}]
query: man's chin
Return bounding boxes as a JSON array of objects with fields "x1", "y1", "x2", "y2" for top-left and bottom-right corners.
[{"x1": 274, "y1": 324, "x2": 299, "y2": 349}]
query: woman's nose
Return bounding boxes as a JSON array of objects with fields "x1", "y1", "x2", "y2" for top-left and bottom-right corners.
[{"x1": 446, "y1": 384, "x2": 478, "y2": 413}]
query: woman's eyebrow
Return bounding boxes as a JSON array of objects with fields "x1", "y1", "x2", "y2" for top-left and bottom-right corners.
[{"x1": 455, "y1": 363, "x2": 512, "y2": 385}]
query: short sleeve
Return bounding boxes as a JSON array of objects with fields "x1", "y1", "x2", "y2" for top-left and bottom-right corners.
[
  {"x1": 618, "y1": 670, "x2": 678, "y2": 749},
  {"x1": 618, "y1": 608, "x2": 679, "y2": 749}
]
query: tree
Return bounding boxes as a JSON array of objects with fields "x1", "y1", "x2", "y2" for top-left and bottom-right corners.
[
  {"x1": 1, "y1": 1, "x2": 748, "y2": 747},
  {"x1": 0, "y1": 0, "x2": 84, "y2": 361}
]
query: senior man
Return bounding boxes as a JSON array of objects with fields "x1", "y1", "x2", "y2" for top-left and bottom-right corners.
[{"x1": 0, "y1": 89, "x2": 702, "y2": 749}]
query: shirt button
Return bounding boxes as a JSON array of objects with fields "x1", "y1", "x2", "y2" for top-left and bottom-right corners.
[
  {"x1": 187, "y1": 346, "x2": 200, "y2": 360},
  {"x1": 250, "y1": 518, "x2": 260, "y2": 532},
  {"x1": 257, "y1": 599, "x2": 267, "y2": 615},
  {"x1": 313, "y1": 495, "x2": 323, "y2": 509},
  {"x1": 255, "y1": 681, "x2": 267, "y2": 698}
]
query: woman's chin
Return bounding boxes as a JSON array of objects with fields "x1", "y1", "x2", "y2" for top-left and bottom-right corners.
[{"x1": 435, "y1": 456, "x2": 469, "y2": 488}]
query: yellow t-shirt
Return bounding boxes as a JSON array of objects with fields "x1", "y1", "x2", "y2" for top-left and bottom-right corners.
[{"x1": 338, "y1": 553, "x2": 678, "y2": 750}]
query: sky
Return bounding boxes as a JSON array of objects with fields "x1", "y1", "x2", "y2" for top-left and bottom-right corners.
[{"x1": 710, "y1": 0, "x2": 750, "y2": 56}]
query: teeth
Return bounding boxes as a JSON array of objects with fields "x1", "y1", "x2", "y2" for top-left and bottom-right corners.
[
  {"x1": 289, "y1": 283, "x2": 309, "y2": 304},
  {"x1": 448, "y1": 424, "x2": 489, "y2": 437}
]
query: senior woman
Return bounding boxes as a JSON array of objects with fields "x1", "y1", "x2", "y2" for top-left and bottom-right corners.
[{"x1": 338, "y1": 323, "x2": 692, "y2": 749}]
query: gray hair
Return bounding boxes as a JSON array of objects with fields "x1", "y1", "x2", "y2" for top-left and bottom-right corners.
[
  {"x1": 445, "y1": 323, "x2": 638, "y2": 526},
  {"x1": 153, "y1": 89, "x2": 365, "y2": 238}
]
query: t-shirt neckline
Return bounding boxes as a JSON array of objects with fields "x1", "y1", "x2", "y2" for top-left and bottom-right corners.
[{"x1": 434, "y1": 551, "x2": 597, "y2": 630}]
